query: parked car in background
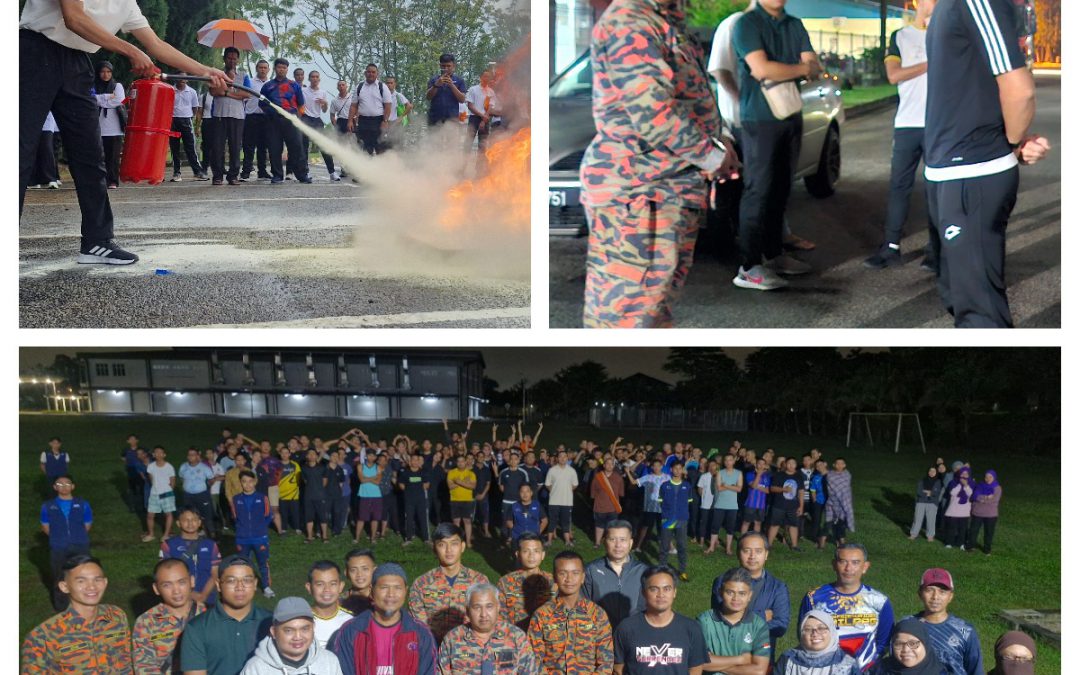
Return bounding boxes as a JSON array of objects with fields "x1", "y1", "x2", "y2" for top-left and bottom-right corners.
[{"x1": 549, "y1": 48, "x2": 846, "y2": 235}]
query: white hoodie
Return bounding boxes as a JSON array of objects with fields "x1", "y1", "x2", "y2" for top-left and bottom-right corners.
[{"x1": 240, "y1": 634, "x2": 344, "y2": 675}]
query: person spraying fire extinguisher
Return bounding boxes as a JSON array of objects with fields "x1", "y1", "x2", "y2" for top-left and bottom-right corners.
[{"x1": 19, "y1": 0, "x2": 229, "y2": 265}]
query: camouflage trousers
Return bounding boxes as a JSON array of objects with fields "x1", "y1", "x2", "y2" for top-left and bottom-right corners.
[{"x1": 583, "y1": 198, "x2": 703, "y2": 328}]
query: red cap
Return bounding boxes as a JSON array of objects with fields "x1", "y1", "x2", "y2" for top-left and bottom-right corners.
[{"x1": 920, "y1": 568, "x2": 954, "y2": 590}]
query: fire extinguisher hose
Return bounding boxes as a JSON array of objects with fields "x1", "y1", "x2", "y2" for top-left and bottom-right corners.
[{"x1": 158, "y1": 73, "x2": 267, "y2": 100}]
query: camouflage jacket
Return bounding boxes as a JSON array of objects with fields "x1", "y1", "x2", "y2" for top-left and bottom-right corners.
[
  {"x1": 497, "y1": 569, "x2": 555, "y2": 630},
  {"x1": 527, "y1": 596, "x2": 614, "y2": 675},
  {"x1": 21, "y1": 604, "x2": 133, "y2": 674},
  {"x1": 131, "y1": 601, "x2": 207, "y2": 674},
  {"x1": 437, "y1": 620, "x2": 540, "y2": 675},
  {"x1": 581, "y1": 0, "x2": 725, "y2": 208},
  {"x1": 409, "y1": 565, "x2": 490, "y2": 644}
]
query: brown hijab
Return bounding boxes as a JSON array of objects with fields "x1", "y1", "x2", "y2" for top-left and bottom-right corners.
[{"x1": 988, "y1": 631, "x2": 1036, "y2": 675}]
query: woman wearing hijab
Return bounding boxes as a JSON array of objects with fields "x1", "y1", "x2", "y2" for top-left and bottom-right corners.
[
  {"x1": 94, "y1": 61, "x2": 125, "y2": 189},
  {"x1": 909, "y1": 467, "x2": 942, "y2": 542},
  {"x1": 871, "y1": 619, "x2": 945, "y2": 674},
  {"x1": 987, "y1": 631, "x2": 1036, "y2": 675},
  {"x1": 775, "y1": 609, "x2": 858, "y2": 674},
  {"x1": 942, "y1": 467, "x2": 972, "y2": 549},
  {"x1": 967, "y1": 469, "x2": 1002, "y2": 554}
]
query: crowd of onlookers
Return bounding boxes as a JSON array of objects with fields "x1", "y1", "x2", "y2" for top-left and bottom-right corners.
[{"x1": 28, "y1": 424, "x2": 1030, "y2": 674}]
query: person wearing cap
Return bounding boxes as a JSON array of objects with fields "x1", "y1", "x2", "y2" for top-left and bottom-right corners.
[
  {"x1": 240, "y1": 596, "x2": 343, "y2": 674},
  {"x1": 799, "y1": 543, "x2": 894, "y2": 672},
  {"x1": 20, "y1": 554, "x2": 133, "y2": 673},
  {"x1": 305, "y1": 560, "x2": 353, "y2": 648},
  {"x1": 132, "y1": 557, "x2": 207, "y2": 673},
  {"x1": 902, "y1": 569, "x2": 983, "y2": 675},
  {"x1": 987, "y1": 630, "x2": 1035, "y2": 675},
  {"x1": 328, "y1": 562, "x2": 438, "y2": 675},
  {"x1": 19, "y1": 0, "x2": 228, "y2": 264},
  {"x1": 180, "y1": 554, "x2": 272, "y2": 675},
  {"x1": 437, "y1": 582, "x2": 540, "y2": 675},
  {"x1": 409, "y1": 522, "x2": 490, "y2": 644}
]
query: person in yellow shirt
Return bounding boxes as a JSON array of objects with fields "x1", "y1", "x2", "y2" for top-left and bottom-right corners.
[
  {"x1": 277, "y1": 446, "x2": 302, "y2": 535},
  {"x1": 446, "y1": 454, "x2": 477, "y2": 547}
]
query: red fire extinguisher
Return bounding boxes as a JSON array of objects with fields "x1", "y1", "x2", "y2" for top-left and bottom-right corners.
[{"x1": 119, "y1": 77, "x2": 179, "y2": 185}]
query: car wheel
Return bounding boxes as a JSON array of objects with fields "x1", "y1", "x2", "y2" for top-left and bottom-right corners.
[{"x1": 804, "y1": 124, "x2": 840, "y2": 198}]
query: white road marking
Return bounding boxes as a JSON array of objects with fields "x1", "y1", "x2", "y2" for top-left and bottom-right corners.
[{"x1": 191, "y1": 306, "x2": 532, "y2": 328}]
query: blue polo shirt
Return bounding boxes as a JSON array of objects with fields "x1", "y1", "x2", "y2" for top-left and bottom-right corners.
[
  {"x1": 510, "y1": 499, "x2": 546, "y2": 540},
  {"x1": 179, "y1": 461, "x2": 215, "y2": 494},
  {"x1": 162, "y1": 535, "x2": 222, "y2": 605},
  {"x1": 733, "y1": 5, "x2": 813, "y2": 123},
  {"x1": 924, "y1": 0, "x2": 1025, "y2": 181},
  {"x1": 40, "y1": 497, "x2": 92, "y2": 550},
  {"x1": 427, "y1": 72, "x2": 466, "y2": 123}
]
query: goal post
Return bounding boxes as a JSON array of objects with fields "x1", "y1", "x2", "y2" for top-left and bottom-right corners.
[{"x1": 846, "y1": 412, "x2": 926, "y2": 454}]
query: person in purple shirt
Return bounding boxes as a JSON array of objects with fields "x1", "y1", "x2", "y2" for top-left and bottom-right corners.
[{"x1": 259, "y1": 57, "x2": 311, "y2": 184}]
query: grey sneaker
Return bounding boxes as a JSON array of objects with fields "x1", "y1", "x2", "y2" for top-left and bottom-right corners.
[
  {"x1": 733, "y1": 265, "x2": 788, "y2": 291},
  {"x1": 864, "y1": 245, "x2": 902, "y2": 269},
  {"x1": 263, "y1": 587, "x2": 276, "y2": 599},
  {"x1": 764, "y1": 253, "x2": 811, "y2": 276}
]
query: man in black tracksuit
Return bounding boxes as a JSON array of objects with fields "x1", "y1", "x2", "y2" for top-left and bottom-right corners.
[{"x1": 923, "y1": 0, "x2": 1050, "y2": 327}]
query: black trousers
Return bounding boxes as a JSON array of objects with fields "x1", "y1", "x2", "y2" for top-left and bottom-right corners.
[
  {"x1": 242, "y1": 113, "x2": 269, "y2": 176},
  {"x1": 301, "y1": 115, "x2": 335, "y2": 174},
  {"x1": 19, "y1": 29, "x2": 114, "y2": 243},
  {"x1": 200, "y1": 117, "x2": 216, "y2": 173},
  {"x1": 405, "y1": 496, "x2": 430, "y2": 541},
  {"x1": 183, "y1": 491, "x2": 216, "y2": 537},
  {"x1": 280, "y1": 498, "x2": 302, "y2": 531},
  {"x1": 31, "y1": 130, "x2": 60, "y2": 184},
  {"x1": 944, "y1": 516, "x2": 968, "y2": 547},
  {"x1": 50, "y1": 545, "x2": 90, "y2": 611},
  {"x1": 927, "y1": 166, "x2": 1018, "y2": 327},
  {"x1": 266, "y1": 114, "x2": 308, "y2": 180},
  {"x1": 967, "y1": 515, "x2": 997, "y2": 552},
  {"x1": 170, "y1": 117, "x2": 203, "y2": 176},
  {"x1": 658, "y1": 522, "x2": 688, "y2": 572},
  {"x1": 884, "y1": 127, "x2": 936, "y2": 246},
  {"x1": 355, "y1": 115, "x2": 383, "y2": 155},
  {"x1": 738, "y1": 117, "x2": 802, "y2": 268},
  {"x1": 331, "y1": 494, "x2": 350, "y2": 535},
  {"x1": 211, "y1": 117, "x2": 244, "y2": 181}
]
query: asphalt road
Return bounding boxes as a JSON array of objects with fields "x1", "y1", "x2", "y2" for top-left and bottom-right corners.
[
  {"x1": 20, "y1": 174, "x2": 530, "y2": 328},
  {"x1": 549, "y1": 74, "x2": 1061, "y2": 328}
]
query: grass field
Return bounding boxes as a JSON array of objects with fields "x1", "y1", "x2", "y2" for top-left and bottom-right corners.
[
  {"x1": 842, "y1": 84, "x2": 898, "y2": 109},
  {"x1": 20, "y1": 414, "x2": 1061, "y2": 672}
]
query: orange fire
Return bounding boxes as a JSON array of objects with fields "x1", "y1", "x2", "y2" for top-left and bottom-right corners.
[{"x1": 439, "y1": 126, "x2": 531, "y2": 230}]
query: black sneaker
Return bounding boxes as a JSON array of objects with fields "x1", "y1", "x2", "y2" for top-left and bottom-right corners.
[
  {"x1": 195, "y1": 173, "x2": 210, "y2": 181},
  {"x1": 297, "y1": 175, "x2": 313, "y2": 184},
  {"x1": 78, "y1": 239, "x2": 139, "y2": 265},
  {"x1": 919, "y1": 256, "x2": 938, "y2": 273},
  {"x1": 863, "y1": 246, "x2": 902, "y2": 269},
  {"x1": 270, "y1": 177, "x2": 284, "y2": 185},
  {"x1": 239, "y1": 172, "x2": 251, "y2": 181},
  {"x1": 257, "y1": 172, "x2": 272, "y2": 179}
]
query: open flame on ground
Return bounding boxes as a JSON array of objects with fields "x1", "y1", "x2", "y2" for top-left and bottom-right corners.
[{"x1": 439, "y1": 127, "x2": 531, "y2": 231}]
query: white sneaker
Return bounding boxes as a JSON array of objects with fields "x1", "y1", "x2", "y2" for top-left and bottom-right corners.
[
  {"x1": 263, "y1": 587, "x2": 276, "y2": 598},
  {"x1": 170, "y1": 174, "x2": 182, "y2": 182},
  {"x1": 733, "y1": 265, "x2": 788, "y2": 291},
  {"x1": 48, "y1": 180, "x2": 62, "y2": 189},
  {"x1": 330, "y1": 172, "x2": 341, "y2": 182},
  {"x1": 764, "y1": 253, "x2": 811, "y2": 276}
]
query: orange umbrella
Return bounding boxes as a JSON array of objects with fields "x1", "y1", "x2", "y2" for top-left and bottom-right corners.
[{"x1": 197, "y1": 18, "x2": 270, "y2": 52}]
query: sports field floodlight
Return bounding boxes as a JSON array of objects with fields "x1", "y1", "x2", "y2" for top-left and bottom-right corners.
[{"x1": 846, "y1": 412, "x2": 926, "y2": 454}]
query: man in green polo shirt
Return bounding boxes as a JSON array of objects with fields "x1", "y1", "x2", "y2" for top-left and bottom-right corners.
[
  {"x1": 731, "y1": 0, "x2": 821, "y2": 291},
  {"x1": 697, "y1": 567, "x2": 771, "y2": 673},
  {"x1": 180, "y1": 554, "x2": 272, "y2": 675}
]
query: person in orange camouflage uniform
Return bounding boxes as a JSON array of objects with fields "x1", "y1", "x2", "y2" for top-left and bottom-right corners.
[
  {"x1": 497, "y1": 532, "x2": 555, "y2": 630},
  {"x1": 528, "y1": 550, "x2": 614, "y2": 675},
  {"x1": 580, "y1": 0, "x2": 737, "y2": 328},
  {"x1": 131, "y1": 557, "x2": 207, "y2": 674},
  {"x1": 409, "y1": 523, "x2": 490, "y2": 644},
  {"x1": 437, "y1": 582, "x2": 540, "y2": 675},
  {"x1": 21, "y1": 554, "x2": 133, "y2": 674}
]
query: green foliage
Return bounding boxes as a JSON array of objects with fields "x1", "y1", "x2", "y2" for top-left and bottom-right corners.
[{"x1": 687, "y1": 0, "x2": 750, "y2": 28}]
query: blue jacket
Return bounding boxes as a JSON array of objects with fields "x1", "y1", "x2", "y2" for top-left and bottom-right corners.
[
  {"x1": 40, "y1": 497, "x2": 92, "y2": 550},
  {"x1": 712, "y1": 569, "x2": 790, "y2": 642},
  {"x1": 659, "y1": 479, "x2": 693, "y2": 522},
  {"x1": 232, "y1": 491, "x2": 272, "y2": 541}
]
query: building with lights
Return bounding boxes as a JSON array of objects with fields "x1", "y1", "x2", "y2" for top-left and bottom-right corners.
[{"x1": 78, "y1": 349, "x2": 486, "y2": 420}]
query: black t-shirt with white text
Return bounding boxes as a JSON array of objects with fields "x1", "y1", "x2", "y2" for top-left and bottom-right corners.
[{"x1": 614, "y1": 612, "x2": 709, "y2": 675}]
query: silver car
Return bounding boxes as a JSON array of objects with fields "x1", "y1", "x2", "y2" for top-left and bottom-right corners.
[{"x1": 549, "y1": 50, "x2": 845, "y2": 235}]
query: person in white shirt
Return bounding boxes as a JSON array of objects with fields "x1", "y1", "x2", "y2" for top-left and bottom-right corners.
[
  {"x1": 384, "y1": 75, "x2": 412, "y2": 150},
  {"x1": 19, "y1": 0, "x2": 227, "y2": 265},
  {"x1": 305, "y1": 560, "x2": 353, "y2": 648},
  {"x1": 347, "y1": 63, "x2": 393, "y2": 155},
  {"x1": 301, "y1": 71, "x2": 339, "y2": 180},
  {"x1": 94, "y1": 61, "x2": 125, "y2": 189},
  {"x1": 544, "y1": 450, "x2": 579, "y2": 547},
  {"x1": 168, "y1": 77, "x2": 208, "y2": 181},
  {"x1": 144, "y1": 446, "x2": 177, "y2": 542},
  {"x1": 328, "y1": 79, "x2": 354, "y2": 175},
  {"x1": 464, "y1": 68, "x2": 502, "y2": 172},
  {"x1": 863, "y1": 0, "x2": 937, "y2": 271},
  {"x1": 197, "y1": 88, "x2": 215, "y2": 178},
  {"x1": 242, "y1": 59, "x2": 271, "y2": 180},
  {"x1": 30, "y1": 112, "x2": 62, "y2": 189}
]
